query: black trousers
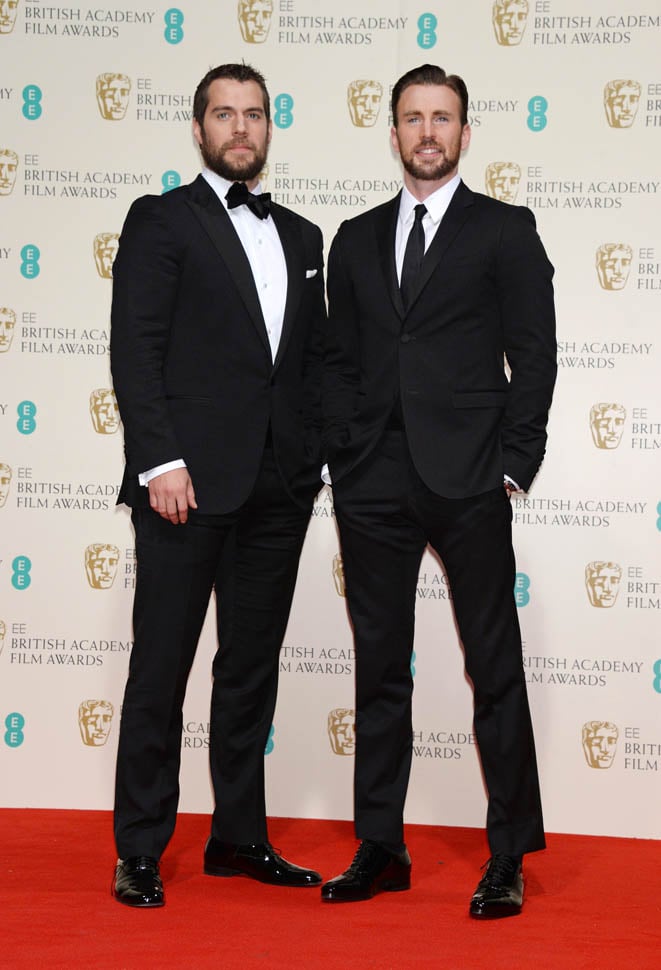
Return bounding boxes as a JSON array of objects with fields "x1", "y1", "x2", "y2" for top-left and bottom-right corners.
[
  {"x1": 114, "y1": 445, "x2": 312, "y2": 859},
  {"x1": 332, "y1": 431, "x2": 545, "y2": 857}
]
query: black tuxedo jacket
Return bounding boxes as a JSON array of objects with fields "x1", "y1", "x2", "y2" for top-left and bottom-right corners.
[
  {"x1": 324, "y1": 182, "x2": 557, "y2": 496},
  {"x1": 110, "y1": 174, "x2": 326, "y2": 513}
]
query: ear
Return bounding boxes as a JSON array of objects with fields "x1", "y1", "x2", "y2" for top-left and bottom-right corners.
[
  {"x1": 390, "y1": 125, "x2": 400, "y2": 157},
  {"x1": 461, "y1": 123, "x2": 471, "y2": 152},
  {"x1": 192, "y1": 119, "x2": 203, "y2": 148},
  {"x1": 267, "y1": 119, "x2": 273, "y2": 146}
]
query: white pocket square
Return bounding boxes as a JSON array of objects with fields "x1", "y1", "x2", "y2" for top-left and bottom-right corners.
[{"x1": 306, "y1": 269, "x2": 318, "y2": 278}]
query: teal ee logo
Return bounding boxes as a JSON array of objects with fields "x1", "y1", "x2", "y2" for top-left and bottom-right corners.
[
  {"x1": 265, "y1": 723, "x2": 275, "y2": 755},
  {"x1": 17, "y1": 400, "x2": 37, "y2": 435},
  {"x1": 20, "y1": 244, "x2": 40, "y2": 279},
  {"x1": 653, "y1": 659, "x2": 661, "y2": 694},
  {"x1": 12, "y1": 556, "x2": 32, "y2": 590},
  {"x1": 22, "y1": 85, "x2": 43, "y2": 121},
  {"x1": 417, "y1": 13, "x2": 438, "y2": 48},
  {"x1": 410, "y1": 650, "x2": 416, "y2": 678},
  {"x1": 514, "y1": 572, "x2": 530, "y2": 607},
  {"x1": 5, "y1": 713, "x2": 25, "y2": 747},
  {"x1": 164, "y1": 8, "x2": 184, "y2": 44},
  {"x1": 274, "y1": 94, "x2": 293, "y2": 129},
  {"x1": 527, "y1": 96, "x2": 548, "y2": 132},
  {"x1": 656, "y1": 501, "x2": 661, "y2": 531},
  {"x1": 161, "y1": 170, "x2": 181, "y2": 194}
]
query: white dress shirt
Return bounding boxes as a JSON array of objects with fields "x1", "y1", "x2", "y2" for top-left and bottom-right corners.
[
  {"x1": 139, "y1": 169, "x2": 287, "y2": 486},
  {"x1": 394, "y1": 174, "x2": 461, "y2": 281}
]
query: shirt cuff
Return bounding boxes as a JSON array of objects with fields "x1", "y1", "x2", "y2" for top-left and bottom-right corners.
[{"x1": 139, "y1": 459, "x2": 187, "y2": 486}]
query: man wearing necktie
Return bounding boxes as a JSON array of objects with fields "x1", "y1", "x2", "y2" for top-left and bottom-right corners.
[
  {"x1": 322, "y1": 65, "x2": 556, "y2": 917},
  {"x1": 109, "y1": 63, "x2": 326, "y2": 907}
]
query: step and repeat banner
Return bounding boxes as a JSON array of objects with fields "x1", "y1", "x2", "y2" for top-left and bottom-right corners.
[{"x1": 1, "y1": 1, "x2": 659, "y2": 841}]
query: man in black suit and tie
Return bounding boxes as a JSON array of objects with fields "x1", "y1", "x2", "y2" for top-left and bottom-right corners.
[
  {"x1": 321, "y1": 65, "x2": 556, "y2": 917},
  {"x1": 109, "y1": 63, "x2": 326, "y2": 907}
]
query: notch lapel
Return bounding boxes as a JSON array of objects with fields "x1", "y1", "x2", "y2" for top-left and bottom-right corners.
[
  {"x1": 375, "y1": 194, "x2": 405, "y2": 321},
  {"x1": 407, "y1": 182, "x2": 475, "y2": 311}
]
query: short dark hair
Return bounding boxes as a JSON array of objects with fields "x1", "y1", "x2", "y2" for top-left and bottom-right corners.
[
  {"x1": 391, "y1": 64, "x2": 469, "y2": 127},
  {"x1": 193, "y1": 63, "x2": 270, "y2": 126}
]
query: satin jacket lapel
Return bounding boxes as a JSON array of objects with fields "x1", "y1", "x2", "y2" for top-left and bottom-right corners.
[
  {"x1": 185, "y1": 176, "x2": 272, "y2": 359},
  {"x1": 408, "y1": 181, "x2": 475, "y2": 310},
  {"x1": 375, "y1": 194, "x2": 405, "y2": 321},
  {"x1": 270, "y1": 205, "x2": 304, "y2": 371}
]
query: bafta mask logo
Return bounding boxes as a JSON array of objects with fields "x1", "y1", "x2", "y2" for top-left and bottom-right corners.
[
  {"x1": 93, "y1": 232, "x2": 119, "y2": 279},
  {"x1": 237, "y1": 0, "x2": 273, "y2": 43},
  {"x1": 327, "y1": 708, "x2": 356, "y2": 755},
  {"x1": 0, "y1": 307, "x2": 16, "y2": 353},
  {"x1": 582, "y1": 720, "x2": 618, "y2": 769},
  {"x1": 603, "y1": 80, "x2": 641, "y2": 129},
  {"x1": 78, "y1": 699, "x2": 114, "y2": 746},
  {"x1": 0, "y1": 619, "x2": 6, "y2": 656},
  {"x1": 0, "y1": 0, "x2": 19, "y2": 34},
  {"x1": 258, "y1": 163, "x2": 269, "y2": 188},
  {"x1": 332, "y1": 553, "x2": 346, "y2": 597},
  {"x1": 347, "y1": 80, "x2": 383, "y2": 128},
  {"x1": 96, "y1": 73, "x2": 131, "y2": 121},
  {"x1": 595, "y1": 243, "x2": 632, "y2": 291},
  {"x1": 0, "y1": 149, "x2": 18, "y2": 196},
  {"x1": 85, "y1": 543, "x2": 120, "y2": 589},
  {"x1": 492, "y1": 0, "x2": 529, "y2": 46},
  {"x1": 485, "y1": 162, "x2": 521, "y2": 203},
  {"x1": 90, "y1": 388, "x2": 120, "y2": 435},
  {"x1": 589, "y1": 403, "x2": 626, "y2": 450},
  {"x1": 585, "y1": 561, "x2": 622, "y2": 609},
  {"x1": 0, "y1": 462, "x2": 12, "y2": 508}
]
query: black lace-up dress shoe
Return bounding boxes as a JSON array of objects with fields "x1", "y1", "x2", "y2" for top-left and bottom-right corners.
[
  {"x1": 321, "y1": 840, "x2": 412, "y2": 902},
  {"x1": 112, "y1": 856, "x2": 164, "y2": 908},
  {"x1": 469, "y1": 854, "x2": 523, "y2": 919},
  {"x1": 204, "y1": 837, "x2": 322, "y2": 886}
]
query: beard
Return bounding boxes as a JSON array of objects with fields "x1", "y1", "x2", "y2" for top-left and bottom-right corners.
[
  {"x1": 400, "y1": 136, "x2": 462, "y2": 182},
  {"x1": 199, "y1": 129, "x2": 268, "y2": 183}
]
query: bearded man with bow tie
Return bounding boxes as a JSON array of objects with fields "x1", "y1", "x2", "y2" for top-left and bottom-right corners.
[{"x1": 110, "y1": 63, "x2": 326, "y2": 907}]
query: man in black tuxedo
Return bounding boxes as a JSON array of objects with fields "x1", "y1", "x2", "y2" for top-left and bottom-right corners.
[
  {"x1": 321, "y1": 65, "x2": 556, "y2": 917},
  {"x1": 109, "y1": 63, "x2": 326, "y2": 907}
]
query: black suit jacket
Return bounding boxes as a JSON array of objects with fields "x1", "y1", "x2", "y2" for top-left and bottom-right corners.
[
  {"x1": 110, "y1": 174, "x2": 326, "y2": 513},
  {"x1": 324, "y1": 181, "x2": 557, "y2": 496}
]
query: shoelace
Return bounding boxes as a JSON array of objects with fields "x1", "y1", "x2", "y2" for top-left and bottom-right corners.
[
  {"x1": 482, "y1": 854, "x2": 519, "y2": 886},
  {"x1": 348, "y1": 840, "x2": 387, "y2": 874}
]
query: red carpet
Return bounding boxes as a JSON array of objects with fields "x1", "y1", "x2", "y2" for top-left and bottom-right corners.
[{"x1": 1, "y1": 810, "x2": 659, "y2": 969}]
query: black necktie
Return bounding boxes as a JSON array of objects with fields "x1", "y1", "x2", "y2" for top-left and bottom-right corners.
[
  {"x1": 225, "y1": 181, "x2": 272, "y2": 219},
  {"x1": 400, "y1": 203, "x2": 427, "y2": 309}
]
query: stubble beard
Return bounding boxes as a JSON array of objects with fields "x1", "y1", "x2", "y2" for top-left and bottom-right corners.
[{"x1": 199, "y1": 129, "x2": 268, "y2": 183}]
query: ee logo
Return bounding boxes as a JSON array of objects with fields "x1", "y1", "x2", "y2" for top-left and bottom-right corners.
[
  {"x1": 164, "y1": 8, "x2": 184, "y2": 44},
  {"x1": 265, "y1": 723, "x2": 275, "y2": 755},
  {"x1": 5, "y1": 713, "x2": 25, "y2": 748},
  {"x1": 527, "y1": 96, "x2": 548, "y2": 132},
  {"x1": 656, "y1": 501, "x2": 661, "y2": 531},
  {"x1": 12, "y1": 556, "x2": 32, "y2": 590},
  {"x1": 274, "y1": 94, "x2": 293, "y2": 129},
  {"x1": 653, "y1": 660, "x2": 661, "y2": 694},
  {"x1": 411, "y1": 650, "x2": 417, "y2": 678},
  {"x1": 417, "y1": 13, "x2": 438, "y2": 49},
  {"x1": 17, "y1": 401, "x2": 37, "y2": 435},
  {"x1": 20, "y1": 245, "x2": 40, "y2": 279},
  {"x1": 514, "y1": 572, "x2": 530, "y2": 607},
  {"x1": 161, "y1": 170, "x2": 181, "y2": 193},
  {"x1": 22, "y1": 85, "x2": 42, "y2": 120}
]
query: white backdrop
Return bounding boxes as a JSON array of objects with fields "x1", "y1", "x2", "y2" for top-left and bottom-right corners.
[{"x1": 1, "y1": 0, "x2": 659, "y2": 841}]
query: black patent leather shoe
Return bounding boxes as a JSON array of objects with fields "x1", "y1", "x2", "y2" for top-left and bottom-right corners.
[
  {"x1": 321, "y1": 840, "x2": 411, "y2": 902},
  {"x1": 112, "y1": 856, "x2": 164, "y2": 908},
  {"x1": 204, "y1": 837, "x2": 322, "y2": 887},
  {"x1": 469, "y1": 854, "x2": 523, "y2": 919}
]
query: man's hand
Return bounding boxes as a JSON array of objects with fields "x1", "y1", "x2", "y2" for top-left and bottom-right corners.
[{"x1": 148, "y1": 468, "x2": 197, "y2": 524}]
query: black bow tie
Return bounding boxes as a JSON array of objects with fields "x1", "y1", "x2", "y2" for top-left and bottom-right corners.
[{"x1": 225, "y1": 181, "x2": 272, "y2": 219}]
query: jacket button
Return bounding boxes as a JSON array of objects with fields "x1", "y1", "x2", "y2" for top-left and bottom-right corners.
[{"x1": 401, "y1": 333, "x2": 412, "y2": 344}]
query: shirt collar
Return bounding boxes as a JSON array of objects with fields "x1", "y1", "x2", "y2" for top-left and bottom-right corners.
[
  {"x1": 399, "y1": 173, "x2": 461, "y2": 226},
  {"x1": 201, "y1": 168, "x2": 264, "y2": 209}
]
